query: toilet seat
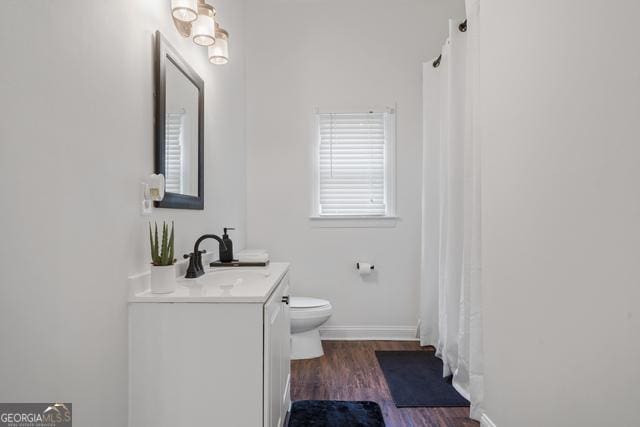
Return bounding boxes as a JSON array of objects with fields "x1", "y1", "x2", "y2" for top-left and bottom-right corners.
[
  {"x1": 290, "y1": 297, "x2": 330, "y2": 309},
  {"x1": 290, "y1": 297, "x2": 332, "y2": 320}
]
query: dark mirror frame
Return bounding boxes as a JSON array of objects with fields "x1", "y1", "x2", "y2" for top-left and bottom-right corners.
[{"x1": 154, "y1": 31, "x2": 205, "y2": 210}]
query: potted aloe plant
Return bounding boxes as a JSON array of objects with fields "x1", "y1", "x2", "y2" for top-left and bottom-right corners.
[{"x1": 149, "y1": 221, "x2": 176, "y2": 294}]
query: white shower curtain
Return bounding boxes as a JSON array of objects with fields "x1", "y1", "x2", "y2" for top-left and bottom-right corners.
[{"x1": 420, "y1": 0, "x2": 484, "y2": 420}]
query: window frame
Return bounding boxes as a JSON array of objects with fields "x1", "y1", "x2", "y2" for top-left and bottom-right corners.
[{"x1": 310, "y1": 106, "x2": 397, "y2": 227}]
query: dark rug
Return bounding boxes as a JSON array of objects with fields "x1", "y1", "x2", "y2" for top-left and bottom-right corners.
[
  {"x1": 375, "y1": 351, "x2": 470, "y2": 407},
  {"x1": 288, "y1": 400, "x2": 385, "y2": 427}
]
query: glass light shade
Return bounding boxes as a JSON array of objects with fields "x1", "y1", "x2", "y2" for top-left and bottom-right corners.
[
  {"x1": 171, "y1": 0, "x2": 198, "y2": 22},
  {"x1": 208, "y1": 27, "x2": 229, "y2": 64},
  {"x1": 192, "y1": 4, "x2": 216, "y2": 46}
]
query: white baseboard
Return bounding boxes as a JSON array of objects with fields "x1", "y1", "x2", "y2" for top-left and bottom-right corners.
[
  {"x1": 480, "y1": 413, "x2": 497, "y2": 427},
  {"x1": 319, "y1": 325, "x2": 419, "y2": 341}
]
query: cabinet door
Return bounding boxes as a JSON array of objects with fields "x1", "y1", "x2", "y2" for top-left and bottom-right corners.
[
  {"x1": 280, "y1": 277, "x2": 291, "y2": 416},
  {"x1": 264, "y1": 274, "x2": 290, "y2": 427}
]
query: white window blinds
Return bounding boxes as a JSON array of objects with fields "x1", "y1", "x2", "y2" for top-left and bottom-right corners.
[
  {"x1": 316, "y1": 111, "x2": 393, "y2": 216},
  {"x1": 165, "y1": 112, "x2": 185, "y2": 194}
]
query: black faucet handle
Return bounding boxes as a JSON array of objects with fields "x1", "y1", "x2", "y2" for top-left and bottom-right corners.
[{"x1": 183, "y1": 249, "x2": 206, "y2": 259}]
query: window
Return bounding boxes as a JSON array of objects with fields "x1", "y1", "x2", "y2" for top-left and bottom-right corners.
[
  {"x1": 312, "y1": 108, "x2": 396, "y2": 219},
  {"x1": 165, "y1": 111, "x2": 185, "y2": 194}
]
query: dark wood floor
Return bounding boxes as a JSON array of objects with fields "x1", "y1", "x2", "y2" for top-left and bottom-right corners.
[{"x1": 290, "y1": 340, "x2": 479, "y2": 427}]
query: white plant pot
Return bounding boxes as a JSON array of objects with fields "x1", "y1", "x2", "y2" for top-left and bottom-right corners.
[{"x1": 150, "y1": 264, "x2": 177, "y2": 294}]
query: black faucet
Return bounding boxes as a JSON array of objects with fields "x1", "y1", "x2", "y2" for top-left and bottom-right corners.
[{"x1": 184, "y1": 234, "x2": 227, "y2": 279}]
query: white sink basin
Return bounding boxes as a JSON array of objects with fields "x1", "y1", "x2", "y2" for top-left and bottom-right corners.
[
  {"x1": 194, "y1": 269, "x2": 271, "y2": 289},
  {"x1": 177, "y1": 268, "x2": 274, "y2": 299}
]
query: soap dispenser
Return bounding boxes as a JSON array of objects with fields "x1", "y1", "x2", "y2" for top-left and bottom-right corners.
[{"x1": 219, "y1": 227, "x2": 235, "y2": 263}]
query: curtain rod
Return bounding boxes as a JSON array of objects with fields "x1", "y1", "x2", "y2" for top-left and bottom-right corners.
[{"x1": 432, "y1": 19, "x2": 467, "y2": 68}]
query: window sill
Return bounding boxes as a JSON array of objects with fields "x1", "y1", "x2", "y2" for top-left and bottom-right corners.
[{"x1": 308, "y1": 216, "x2": 399, "y2": 228}]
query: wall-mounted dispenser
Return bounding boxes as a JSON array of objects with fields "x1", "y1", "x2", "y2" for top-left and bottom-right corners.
[{"x1": 141, "y1": 174, "x2": 165, "y2": 215}]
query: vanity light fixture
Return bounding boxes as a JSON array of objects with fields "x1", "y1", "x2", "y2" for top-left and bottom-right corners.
[
  {"x1": 170, "y1": 0, "x2": 229, "y2": 64},
  {"x1": 208, "y1": 24, "x2": 229, "y2": 65},
  {"x1": 171, "y1": 0, "x2": 198, "y2": 23},
  {"x1": 191, "y1": 2, "x2": 216, "y2": 46}
]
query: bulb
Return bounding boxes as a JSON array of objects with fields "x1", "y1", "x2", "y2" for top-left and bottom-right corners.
[
  {"x1": 171, "y1": 0, "x2": 198, "y2": 23},
  {"x1": 192, "y1": 4, "x2": 216, "y2": 46},
  {"x1": 208, "y1": 26, "x2": 229, "y2": 64}
]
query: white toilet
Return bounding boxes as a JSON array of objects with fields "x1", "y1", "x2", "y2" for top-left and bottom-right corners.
[{"x1": 289, "y1": 296, "x2": 332, "y2": 360}]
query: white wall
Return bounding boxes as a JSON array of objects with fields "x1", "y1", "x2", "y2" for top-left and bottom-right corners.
[
  {"x1": 0, "y1": 1, "x2": 246, "y2": 425},
  {"x1": 245, "y1": 0, "x2": 465, "y2": 336},
  {"x1": 480, "y1": 1, "x2": 640, "y2": 426}
]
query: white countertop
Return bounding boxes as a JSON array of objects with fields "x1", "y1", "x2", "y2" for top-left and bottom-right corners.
[{"x1": 128, "y1": 262, "x2": 289, "y2": 303}]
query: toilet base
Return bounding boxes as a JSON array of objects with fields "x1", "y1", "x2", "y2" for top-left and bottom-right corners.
[{"x1": 291, "y1": 328, "x2": 324, "y2": 360}]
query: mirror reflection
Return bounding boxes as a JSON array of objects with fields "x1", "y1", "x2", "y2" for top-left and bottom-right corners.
[{"x1": 165, "y1": 60, "x2": 199, "y2": 197}]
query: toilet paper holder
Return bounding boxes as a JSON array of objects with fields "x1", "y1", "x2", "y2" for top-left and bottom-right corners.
[{"x1": 356, "y1": 262, "x2": 375, "y2": 271}]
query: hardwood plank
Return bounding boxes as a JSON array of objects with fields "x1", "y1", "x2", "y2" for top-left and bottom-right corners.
[{"x1": 290, "y1": 340, "x2": 479, "y2": 427}]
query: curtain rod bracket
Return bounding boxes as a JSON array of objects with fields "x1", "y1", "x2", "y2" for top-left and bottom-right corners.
[{"x1": 432, "y1": 54, "x2": 441, "y2": 68}]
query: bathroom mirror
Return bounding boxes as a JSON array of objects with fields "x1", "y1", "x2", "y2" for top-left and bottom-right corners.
[{"x1": 154, "y1": 31, "x2": 204, "y2": 209}]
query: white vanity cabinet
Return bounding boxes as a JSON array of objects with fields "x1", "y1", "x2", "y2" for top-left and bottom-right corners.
[{"x1": 129, "y1": 263, "x2": 291, "y2": 427}]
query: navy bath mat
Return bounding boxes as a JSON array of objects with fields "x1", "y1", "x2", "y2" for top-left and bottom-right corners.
[
  {"x1": 375, "y1": 351, "x2": 470, "y2": 407},
  {"x1": 288, "y1": 400, "x2": 385, "y2": 427}
]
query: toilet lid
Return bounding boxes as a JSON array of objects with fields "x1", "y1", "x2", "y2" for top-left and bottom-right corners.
[{"x1": 290, "y1": 297, "x2": 330, "y2": 309}]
